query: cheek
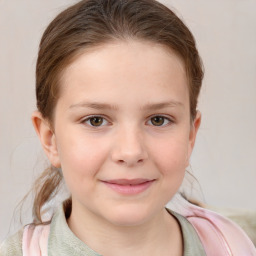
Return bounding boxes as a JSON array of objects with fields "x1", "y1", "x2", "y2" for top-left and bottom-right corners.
[
  {"x1": 150, "y1": 135, "x2": 189, "y2": 175},
  {"x1": 56, "y1": 133, "x2": 109, "y2": 184}
]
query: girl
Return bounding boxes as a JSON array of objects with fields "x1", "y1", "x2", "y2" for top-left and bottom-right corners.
[{"x1": 1, "y1": 0, "x2": 255, "y2": 255}]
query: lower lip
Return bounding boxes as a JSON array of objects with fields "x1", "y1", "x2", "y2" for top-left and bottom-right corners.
[{"x1": 102, "y1": 180, "x2": 155, "y2": 195}]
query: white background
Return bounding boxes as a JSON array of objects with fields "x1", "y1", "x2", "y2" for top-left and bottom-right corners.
[{"x1": 0, "y1": 0, "x2": 256, "y2": 241}]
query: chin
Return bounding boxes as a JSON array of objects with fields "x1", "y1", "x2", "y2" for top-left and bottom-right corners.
[{"x1": 103, "y1": 204, "x2": 158, "y2": 227}]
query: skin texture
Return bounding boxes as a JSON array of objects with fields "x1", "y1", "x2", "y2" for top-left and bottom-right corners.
[{"x1": 32, "y1": 40, "x2": 201, "y2": 256}]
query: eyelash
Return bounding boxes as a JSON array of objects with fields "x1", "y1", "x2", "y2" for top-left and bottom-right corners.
[{"x1": 81, "y1": 115, "x2": 173, "y2": 128}]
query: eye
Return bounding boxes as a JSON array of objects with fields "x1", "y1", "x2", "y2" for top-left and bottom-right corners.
[
  {"x1": 148, "y1": 115, "x2": 172, "y2": 126},
  {"x1": 82, "y1": 116, "x2": 108, "y2": 127}
]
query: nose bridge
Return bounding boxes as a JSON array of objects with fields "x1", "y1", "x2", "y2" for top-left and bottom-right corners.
[{"x1": 111, "y1": 122, "x2": 148, "y2": 166}]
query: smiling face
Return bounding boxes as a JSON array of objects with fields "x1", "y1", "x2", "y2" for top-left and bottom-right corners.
[{"x1": 34, "y1": 40, "x2": 200, "y2": 227}]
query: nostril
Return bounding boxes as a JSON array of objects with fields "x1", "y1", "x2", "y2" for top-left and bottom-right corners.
[
  {"x1": 111, "y1": 138, "x2": 148, "y2": 166},
  {"x1": 116, "y1": 158, "x2": 144, "y2": 166}
]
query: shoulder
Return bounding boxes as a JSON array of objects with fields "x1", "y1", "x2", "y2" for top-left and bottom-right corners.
[
  {"x1": 0, "y1": 223, "x2": 51, "y2": 256},
  {"x1": 186, "y1": 206, "x2": 256, "y2": 255},
  {"x1": 0, "y1": 228, "x2": 23, "y2": 256},
  {"x1": 169, "y1": 210, "x2": 207, "y2": 255},
  {"x1": 167, "y1": 195, "x2": 256, "y2": 256}
]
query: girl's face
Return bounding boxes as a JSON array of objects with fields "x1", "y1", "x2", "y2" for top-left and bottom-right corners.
[{"x1": 35, "y1": 40, "x2": 200, "y2": 226}]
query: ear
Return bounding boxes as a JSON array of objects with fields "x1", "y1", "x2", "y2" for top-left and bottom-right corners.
[
  {"x1": 31, "y1": 111, "x2": 61, "y2": 168},
  {"x1": 187, "y1": 111, "x2": 201, "y2": 163}
]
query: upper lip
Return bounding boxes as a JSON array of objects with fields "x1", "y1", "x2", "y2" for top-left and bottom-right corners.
[{"x1": 102, "y1": 179, "x2": 155, "y2": 185}]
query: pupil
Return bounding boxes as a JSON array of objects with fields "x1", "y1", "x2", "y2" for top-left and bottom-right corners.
[
  {"x1": 91, "y1": 117, "x2": 102, "y2": 126},
  {"x1": 152, "y1": 116, "x2": 164, "y2": 126}
]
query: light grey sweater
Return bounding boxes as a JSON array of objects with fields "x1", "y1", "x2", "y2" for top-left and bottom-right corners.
[{"x1": 0, "y1": 205, "x2": 206, "y2": 255}]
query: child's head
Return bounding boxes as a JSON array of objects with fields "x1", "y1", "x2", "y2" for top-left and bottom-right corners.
[
  {"x1": 36, "y1": 0, "x2": 203, "y2": 124},
  {"x1": 32, "y1": 0, "x2": 203, "y2": 224}
]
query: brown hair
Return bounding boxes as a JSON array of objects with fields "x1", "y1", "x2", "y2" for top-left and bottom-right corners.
[{"x1": 31, "y1": 0, "x2": 204, "y2": 224}]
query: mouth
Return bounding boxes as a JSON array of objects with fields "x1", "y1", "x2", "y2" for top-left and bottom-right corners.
[{"x1": 101, "y1": 179, "x2": 156, "y2": 195}]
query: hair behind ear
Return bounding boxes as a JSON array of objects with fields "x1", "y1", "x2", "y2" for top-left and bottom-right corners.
[{"x1": 32, "y1": 165, "x2": 63, "y2": 224}]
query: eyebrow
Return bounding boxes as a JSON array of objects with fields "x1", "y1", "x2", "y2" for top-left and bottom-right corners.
[{"x1": 69, "y1": 100, "x2": 183, "y2": 111}]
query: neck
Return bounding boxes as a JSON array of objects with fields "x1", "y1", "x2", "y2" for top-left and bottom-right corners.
[{"x1": 67, "y1": 201, "x2": 183, "y2": 256}]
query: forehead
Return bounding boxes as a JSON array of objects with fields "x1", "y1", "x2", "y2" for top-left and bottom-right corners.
[
  {"x1": 58, "y1": 40, "x2": 189, "y2": 109},
  {"x1": 62, "y1": 40, "x2": 186, "y2": 78}
]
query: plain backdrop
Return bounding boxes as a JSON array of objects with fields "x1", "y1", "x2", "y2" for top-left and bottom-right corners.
[{"x1": 0, "y1": 0, "x2": 256, "y2": 241}]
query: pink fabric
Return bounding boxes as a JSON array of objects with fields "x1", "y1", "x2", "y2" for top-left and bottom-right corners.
[
  {"x1": 22, "y1": 224, "x2": 50, "y2": 256},
  {"x1": 174, "y1": 199, "x2": 256, "y2": 256}
]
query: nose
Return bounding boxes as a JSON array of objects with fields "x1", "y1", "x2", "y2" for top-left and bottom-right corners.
[{"x1": 111, "y1": 126, "x2": 148, "y2": 167}]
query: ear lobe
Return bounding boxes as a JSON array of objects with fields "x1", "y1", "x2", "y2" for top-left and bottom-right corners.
[
  {"x1": 187, "y1": 111, "x2": 201, "y2": 161},
  {"x1": 31, "y1": 111, "x2": 61, "y2": 168}
]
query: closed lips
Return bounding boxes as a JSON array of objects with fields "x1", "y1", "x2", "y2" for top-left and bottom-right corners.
[
  {"x1": 103, "y1": 179, "x2": 155, "y2": 185},
  {"x1": 101, "y1": 179, "x2": 156, "y2": 195}
]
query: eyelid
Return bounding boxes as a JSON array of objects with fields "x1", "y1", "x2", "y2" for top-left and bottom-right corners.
[
  {"x1": 81, "y1": 114, "x2": 174, "y2": 128},
  {"x1": 81, "y1": 115, "x2": 110, "y2": 127},
  {"x1": 146, "y1": 114, "x2": 173, "y2": 126}
]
